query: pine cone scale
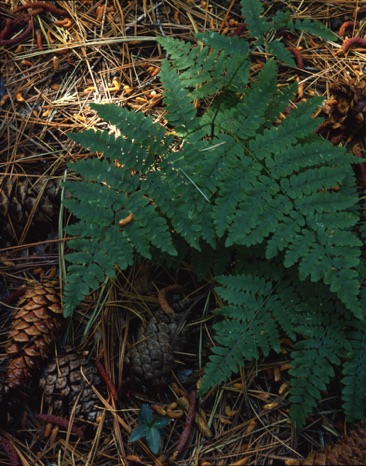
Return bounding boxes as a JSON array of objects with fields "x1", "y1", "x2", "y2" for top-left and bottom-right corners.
[{"x1": 24, "y1": 346, "x2": 41, "y2": 357}]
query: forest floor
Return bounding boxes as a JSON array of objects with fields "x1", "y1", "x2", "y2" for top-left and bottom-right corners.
[{"x1": 0, "y1": 1, "x2": 365, "y2": 465}]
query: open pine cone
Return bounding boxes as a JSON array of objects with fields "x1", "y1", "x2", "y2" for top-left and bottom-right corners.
[
  {"x1": 39, "y1": 346, "x2": 103, "y2": 423},
  {"x1": 124, "y1": 288, "x2": 194, "y2": 390},
  {"x1": 286, "y1": 426, "x2": 366, "y2": 465},
  {"x1": 125, "y1": 309, "x2": 188, "y2": 389},
  {"x1": 0, "y1": 176, "x2": 60, "y2": 246},
  {"x1": 5, "y1": 273, "x2": 63, "y2": 389}
]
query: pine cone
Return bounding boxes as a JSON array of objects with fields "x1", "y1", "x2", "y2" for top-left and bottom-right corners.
[
  {"x1": 39, "y1": 347, "x2": 103, "y2": 423},
  {"x1": 286, "y1": 426, "x2": 366, "y2": 465},
  {"x1": 125, "y1": 293, "x2": 190, "y2": 390},
  {"x1": 322, "y1": 79, "x2": 366, "y2": 141},
  {"x1": 5, "y1": 274, "x2": 63, "y2": 389},
  {"x1": 0, "y1": 175, "x2": 60, "y2": 246}
]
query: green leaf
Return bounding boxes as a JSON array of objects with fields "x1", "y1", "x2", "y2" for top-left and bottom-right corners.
[
  {"x1": 130, "y1": 424, "x2": 150, "y2": 443},
  {"x1": 294, "y1": 19, "x2": 338, "y2": 41},
  {"x1": 266, "y1": 40, "x2": 296, "y2": 67},
  {"x1": 240, "y1": 0, "x2": 271, "y2": 40},
  {"x1": 145, "y1": 428, "x2": 162, "y2": 454},
  {"x1": 138, "y1": 404, "x2": 154, "y2": 425}
]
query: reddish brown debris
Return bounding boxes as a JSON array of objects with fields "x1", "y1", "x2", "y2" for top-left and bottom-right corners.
[
  {"x1": 288, "y1": 46, "x2": 304, "y2": 69},
  {"x1": 158, "y1": 284, "x2": 183, "y2": 314},
  {"x1": 170, "y1": 390, "x2": 196, "y2": 461},
  {"x1": 352, "y1": 144, "x2": 366, "y2": 189},
  {"x1": 0, "y1": 436, "x2": 20, "y2": 466},
  {"x1": 232, "y1": 23, "x2": 246, "y2": 36},
  {"x1": 12, "y1": 2, "x2": 68, "y2": 16},
  {"x1": 339, "y1": 37, "x2": 366, "y2": 55},
  {"x1": 0, "y1": 20, "x2": 33, "y2": 47},
  {"x1": 96, "y1": 357, "x2": 118, "y2": 401},
  {"x1": 339, "y1": 20, "x2": 355, "y2": 38},
  {"x1": 2, "y1": 286, "x2": 27, "y2": 306},
  {"x1": 34, "y1": 413, "x2": 84, "y2": 439}
]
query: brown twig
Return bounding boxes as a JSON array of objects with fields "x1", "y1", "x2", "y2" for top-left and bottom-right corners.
[
  {"x1": 34, "y1": 413, "x2": 84, "y2": 439},
  {"x1": 12, "y1": 2, "x2": 68, "y2": 16},
  {"x1": 170, "y1": 390, "x2": 196, "y2": 461},
  {"x1": 96, "y1": 357, "x2": 118, "y2": 401},
  {"x1": 0, "y1": 436, "x2": 20, "y2": 466}
]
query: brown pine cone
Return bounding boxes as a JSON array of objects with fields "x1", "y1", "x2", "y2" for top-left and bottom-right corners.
[
  {"x1": 125, "y1": 288, "x2": 193, "y2": 390},
  {"x1": 39, "y1": 347, "x2": 103, "y2": 423},
  {"x1": 5, "y1": 273, "x2": 63, "y2": 389},
  {"x1": 286, "y1": 426, "x2": 366, "y2": 465},
  {"x1": 322, "y1": 79, "x2": 366, "y2": 140},
  {"x1": 0, "y1": 176, "x2": 60, "y2": 246},
  {"x1": 125, "y1": 309, "x2": 187, "y2": 389}
]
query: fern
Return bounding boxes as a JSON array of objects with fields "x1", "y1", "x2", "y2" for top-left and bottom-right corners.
[
  {"x1": 288, "y1": 299, "x2": 350, "y2": 428},
  {"x1": 240, "y1": 0, "x2": 337, "y2": 65},
  {"x1": 201, "y1": 270, "x2": 285, "y2": 390},
  {"x1": 201, "y1": 269, "x2": 359, "y2": 428},
  {"x1": 63, "y1": 0, "x2": 365, "y2": 428},
  {"x1": 293, "y1": 19, "x2": 337, "y2": 41},
  {"x1": 342, "y1": 323, "x2": 366, "y2": 422}
]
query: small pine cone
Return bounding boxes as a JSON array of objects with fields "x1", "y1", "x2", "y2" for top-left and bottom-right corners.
[
  {"x1": 0, "y1": 176, "x2": 60, "y2": 246},
  {"x1": 299, "y1": 426, "x2": 366, "y2": 465},
  {"x1": 125, "y1": 307, "x2": 188, "y2": 389},
  {"x1": 39, "y1": 347, "x2": 102, "y2": 423},
  {"x1": 5, "y1": 275, "x2": 63, "y2": 389}
]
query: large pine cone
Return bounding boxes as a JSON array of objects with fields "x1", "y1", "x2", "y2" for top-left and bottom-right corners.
[
  {"x1": 39, "y1": 347, "x2": 103, "y2": 423},
  {"x1": 5, "y1": 274, "x2": 63, "y2": 389},
  {"x1": 125, "y1": 290, "x2": 192, "y2": 389},
  {"x1": 286, "y1": 426, "x2": 366, "y2": 465},
  {"x1": 0, "y1": 176, "x2": 60, "y2": 246}
]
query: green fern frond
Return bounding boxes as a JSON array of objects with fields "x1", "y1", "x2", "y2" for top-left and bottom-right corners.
[
  {"x1": 250, "y1": 98, "x2": 323, "y2": 155},
  {"x1": 209, "y1": 59, "x2": 278, "y2": 137},
  {"x1": 240, "y1": 0, "x2": 271, "y2": 41},
  {"x1": 266, "y1": 40, "x2": 296, "y2": 67},
  {"x1": 293, "y1": 19, "x2": 338, "y2": 41},
  {"x1": 199, "y1": 272, "x2": 285, "y2": 394},
  {"x1": 342, "y1": 324, "x2": 366, "y2": 422},
  {"x1": 159, "y1": 59, "x2": 198, "y2": 134},
  {"x1": 289, "y1": 302, "x2": 350, "y2": 428},
  {"x1": 158, "y1": 33, "x2": 251, "y2": 124},
  {"x1": 63, "y1": 224, "x2": 134, "y2": 317}
]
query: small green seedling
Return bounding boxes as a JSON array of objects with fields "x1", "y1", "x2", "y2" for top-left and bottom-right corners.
[{"x1": 130, "y1": 404, "x2": 169, "y2": 454}]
